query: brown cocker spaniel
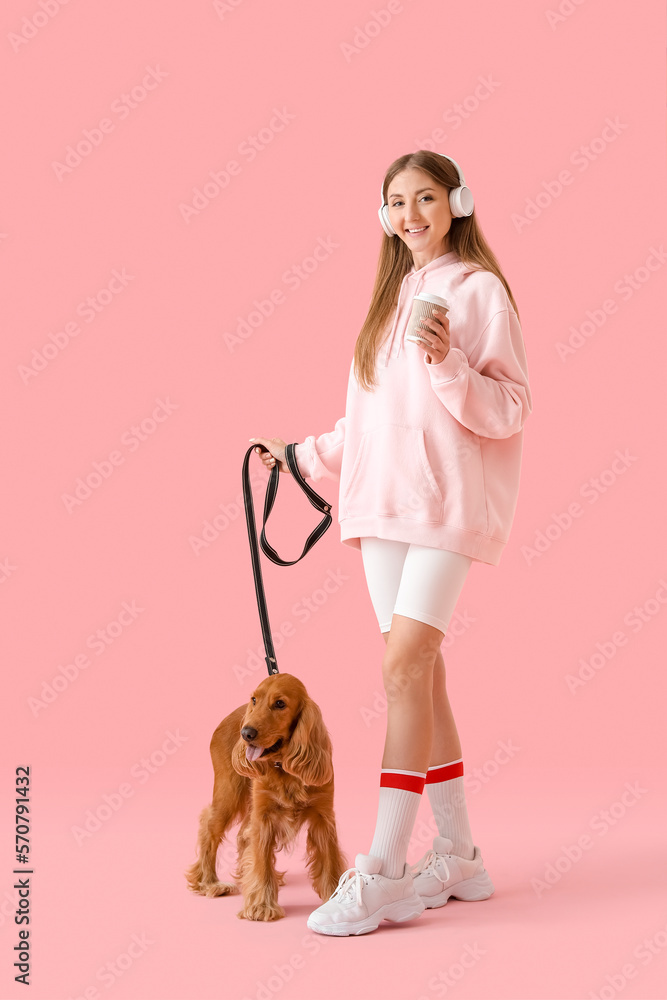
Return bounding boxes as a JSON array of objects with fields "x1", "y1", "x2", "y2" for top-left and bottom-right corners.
[{"x1": 185, "y1": 673, "x2": 347, "y2": 921}]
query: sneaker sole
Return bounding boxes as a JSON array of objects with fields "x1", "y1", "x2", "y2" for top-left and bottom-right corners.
[
  {"x1": 419, "y1": 870, "x2": 495, "y2": 909},
  {"x1": 307, "y1": 896, "x2": 426, "y2": 936}
]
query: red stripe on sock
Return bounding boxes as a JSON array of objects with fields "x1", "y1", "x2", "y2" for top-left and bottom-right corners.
[
  {"x1": 380, "y1": 771, "x2": 426, "y2": 794},
  {"x1": 425, "y1": 761, "x2": 464, "y2": 784}
]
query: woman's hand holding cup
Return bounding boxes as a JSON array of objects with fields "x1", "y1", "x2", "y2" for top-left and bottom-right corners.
[
  {"x1": 405, "y1": 292, "x2": 451, "y2": 365},
  {"x1": 415, "y1": 308, "x2": 451, "y2": 365}
]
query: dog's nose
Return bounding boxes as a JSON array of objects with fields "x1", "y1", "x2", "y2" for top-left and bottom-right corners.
[{"x1": 241, "y1": 726, "x2": 258, "y2": 742}]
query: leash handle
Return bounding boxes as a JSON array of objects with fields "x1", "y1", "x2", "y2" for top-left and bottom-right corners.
[{"x1": 242, "y1": 443, "x2": 333, "y2": 675}]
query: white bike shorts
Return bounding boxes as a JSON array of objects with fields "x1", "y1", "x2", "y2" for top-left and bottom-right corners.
[{"x1": 359, "y1": 537, "x2": 472, "y2": 637}]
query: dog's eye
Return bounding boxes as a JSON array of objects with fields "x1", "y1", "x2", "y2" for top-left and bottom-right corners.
[
  {"x1": 251, "y1": 696, "x2": 256, "y2": 705},
  {"x1": 273, "y1": 700, "x2": 286, "y2": 709}
]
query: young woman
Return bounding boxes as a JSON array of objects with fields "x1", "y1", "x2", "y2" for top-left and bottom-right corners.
[{"x1": 249, "y1": 149, "x2": 532, "y2": 936}]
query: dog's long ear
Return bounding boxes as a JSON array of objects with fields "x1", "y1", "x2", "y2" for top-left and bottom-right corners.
[{"x1": 281, "y1": 698, "x2": 333, "y2": 787}]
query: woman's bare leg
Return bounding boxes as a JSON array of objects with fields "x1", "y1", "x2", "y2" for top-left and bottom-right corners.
[{"x1": 381, "y1": 623, "x2": 461, "y2": 767}]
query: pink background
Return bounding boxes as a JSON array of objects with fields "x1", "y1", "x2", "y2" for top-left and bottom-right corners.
[{"x1": 3, "y1": 1, "x2": 666, "y2": 998}]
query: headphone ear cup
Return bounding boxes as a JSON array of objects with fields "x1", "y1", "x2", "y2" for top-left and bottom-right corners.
[
  {"x1": 449, "y1": 185, "x2": 474, "y2": 218},
  {"x1": 378, "y1": 204, "x2": 396, "y2": 236}
]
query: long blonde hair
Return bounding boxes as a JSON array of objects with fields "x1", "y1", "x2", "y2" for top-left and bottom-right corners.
[{"x1": 353, "y1": 150, "x2": 520, "y2": 392}]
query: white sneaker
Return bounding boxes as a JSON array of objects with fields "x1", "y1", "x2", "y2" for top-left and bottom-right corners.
[
  {"x1": 306, "y1": 852, "x2": 425, "y2": 936},
  {"x1": 410, "y1": 836, "x2": 495, "y2": 908}
]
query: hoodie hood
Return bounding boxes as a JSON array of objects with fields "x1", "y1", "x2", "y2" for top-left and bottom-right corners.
[{"x1": 381, "y1": 250, "x2": 461, "y2": 367}]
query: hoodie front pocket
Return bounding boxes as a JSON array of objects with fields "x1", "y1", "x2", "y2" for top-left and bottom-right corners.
[{"x1": 341, "y1": 424, "x2": 443, "y2": 523}]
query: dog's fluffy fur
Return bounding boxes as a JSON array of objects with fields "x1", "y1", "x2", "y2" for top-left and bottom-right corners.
[{"x1": 185, "y1": 673, "x2": 347, "y2": 921}]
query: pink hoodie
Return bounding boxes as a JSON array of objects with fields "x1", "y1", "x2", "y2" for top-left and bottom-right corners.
[{"x1": 293, "y1": 250, "x2": 532, "y2": 566}]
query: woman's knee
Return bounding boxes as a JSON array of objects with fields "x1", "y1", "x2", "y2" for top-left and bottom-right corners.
[
  {"x1": 381, "y1": 617, "x2": 441, "y2": 691},
  {"x1": 382, "y1": 665, "x2": 431, "y2": 707},
  {"x1": 381, "y1": 647, "x2": 435, "y2": 699}
]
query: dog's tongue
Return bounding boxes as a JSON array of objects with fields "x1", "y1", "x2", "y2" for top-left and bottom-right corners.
[{"x1": 246, "y1": 744, "x2": 264, "y2": 762}]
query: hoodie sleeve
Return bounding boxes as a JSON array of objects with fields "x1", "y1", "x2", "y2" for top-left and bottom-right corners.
[
  {"x1": 292, "y1": 416, "x2": 346, "y2": 482},
  {"x1": 423, "y1": 308, "x2": 532, "y2": 439}
]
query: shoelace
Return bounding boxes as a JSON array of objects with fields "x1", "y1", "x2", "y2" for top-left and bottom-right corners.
[
  {"x1": 329, "y1": 867, "x2": 373, "y2": 906},
  {"x1": 408, "y1": 849, "x2": 451, "y2": 885}
]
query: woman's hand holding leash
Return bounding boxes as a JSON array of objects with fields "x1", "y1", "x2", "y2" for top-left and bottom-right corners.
[
  {"x1": 414, "y1": 308, "x2": 451, "y2": 365},
  {"x1": 249, "y1": 437, "x2": 290, "y2": 474}
]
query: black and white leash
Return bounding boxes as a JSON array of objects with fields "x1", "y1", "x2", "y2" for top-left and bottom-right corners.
[{"x1": 241, "y1": 443, "x2": 333, "y2": 676}]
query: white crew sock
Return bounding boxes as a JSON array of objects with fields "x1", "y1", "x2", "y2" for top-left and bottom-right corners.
[
  {"x1": 367, "y1": 768, "x2": 426, "y2": 879},
  {"x1": 425, "y1": 758, "x2": 475, "y2": 860}
]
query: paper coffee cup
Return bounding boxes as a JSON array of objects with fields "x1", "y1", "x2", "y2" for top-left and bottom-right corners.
[{"x1": 405, "y1": 293, "x2": 449, "y2": 346}]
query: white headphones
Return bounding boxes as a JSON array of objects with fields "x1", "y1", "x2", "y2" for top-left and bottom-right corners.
[{"x1": 378, "y1": 153, "x2": 474, "y2": 237}]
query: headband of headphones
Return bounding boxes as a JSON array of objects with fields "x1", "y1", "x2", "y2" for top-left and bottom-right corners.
[{"x1": 378, "y1": 152, "x2": 474, "y2": 236}]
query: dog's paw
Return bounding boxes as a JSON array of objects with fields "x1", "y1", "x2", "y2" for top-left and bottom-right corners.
[
  {"x1": 199, "y1": 881, "x2": 239, "y2": 898},
  {"x1": 237, "y1": 901, "x2": 285, "y2": 921},
  {"x1": 206, "y1": 881, "x2": 239, "y2": 897}
]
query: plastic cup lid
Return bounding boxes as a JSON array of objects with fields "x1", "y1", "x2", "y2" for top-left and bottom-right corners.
[{"x1": 413, "y1": 292, "x2": 449, "y2": 308}]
